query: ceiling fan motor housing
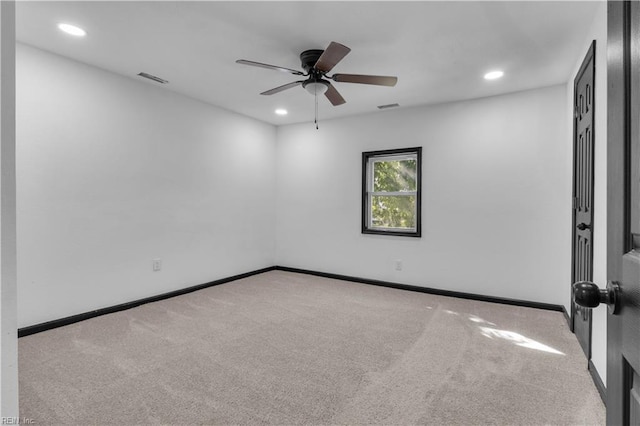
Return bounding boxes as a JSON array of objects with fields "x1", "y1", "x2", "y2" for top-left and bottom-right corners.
[{"x1": 300, "y1": 49, "x2": 324, "y2": 73}]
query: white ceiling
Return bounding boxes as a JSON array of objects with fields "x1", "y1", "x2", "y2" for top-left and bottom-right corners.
[{"x1": 16, "y1": 1, "x2": 601, "y2": 126}]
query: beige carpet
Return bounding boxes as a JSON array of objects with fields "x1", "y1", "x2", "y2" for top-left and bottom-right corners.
[{"x1": 19, "y1": 270, "x2": 605, "y2": 425}]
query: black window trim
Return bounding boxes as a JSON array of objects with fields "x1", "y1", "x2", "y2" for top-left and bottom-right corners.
[{"x1": 361, "y1": 147, "x2": 422, "y2": 237}]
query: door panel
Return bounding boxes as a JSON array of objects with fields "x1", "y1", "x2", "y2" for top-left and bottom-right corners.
[
  {"x1": 607, "y1": 1, "x2": 640, "y2": 424},
  {"x1": 572, "y1": 41, "x2": 595, "y2": 358}
]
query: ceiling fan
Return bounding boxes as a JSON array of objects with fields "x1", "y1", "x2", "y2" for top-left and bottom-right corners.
[{"x1": 236, "y1": 41, "x2": 398, "y2": 107}]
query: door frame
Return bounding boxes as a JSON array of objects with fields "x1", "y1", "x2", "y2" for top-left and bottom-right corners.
[{"x1": 607, "y1": 0, "x2": 631, "y2": 423}]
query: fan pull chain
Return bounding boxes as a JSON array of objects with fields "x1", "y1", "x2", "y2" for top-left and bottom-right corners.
[{"x1": 314, "y1": 90, "x2": 319, "y2": 130}]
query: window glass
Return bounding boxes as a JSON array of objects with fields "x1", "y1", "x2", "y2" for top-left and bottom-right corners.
[{"x1": 362, "y1": 148, "x2": 421, "y2": 237}]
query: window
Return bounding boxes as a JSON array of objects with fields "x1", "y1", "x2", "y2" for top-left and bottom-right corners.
[{"x1": 362, "y1": 147, "x2": 421, "y2": 237}]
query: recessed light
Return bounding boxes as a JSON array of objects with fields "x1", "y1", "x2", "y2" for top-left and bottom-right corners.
[
  {"x1": 275, "y1": 109, "x2": 288, "y2": 116},
  {"x1": 57, "y1": 23, "x2": 86, "y2": 37},
  {"x1": 484, "y1": 70, "x2": 504, "y2": 80}
]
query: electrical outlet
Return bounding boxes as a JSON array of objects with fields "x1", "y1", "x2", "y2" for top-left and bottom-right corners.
[
  {"x1": 153, "y1": 258, "x2": 162, "y2": 272},
  {"x1": 395, "y1": 260, "x2": 403, "y2": 271}
]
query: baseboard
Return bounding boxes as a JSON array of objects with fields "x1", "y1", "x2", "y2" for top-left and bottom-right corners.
[
  {"x1": 18, "y1": 266, "x2": 276, "y2": 338},
  {"x1": 274, "y1": 266, "x2": 564, "y2": 312},
  {"x1": 588, "y1": 359, "x2": 607, "y2": 405},
  {"x1": 19, "y1": 265, "x2": 565, "y2": 337}
]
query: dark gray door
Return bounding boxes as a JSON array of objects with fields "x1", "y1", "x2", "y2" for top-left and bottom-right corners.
[
  {"x1": 607, "y1": 1, "x2": 640, "y2": 423},
  {"x1": 571, "y1": 41, "x2": 595, "y2": 359}
]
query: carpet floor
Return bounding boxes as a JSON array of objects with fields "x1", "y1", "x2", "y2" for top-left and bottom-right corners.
[{"x1": 19, "y1": 270, "x2": 605, "y2": 425}]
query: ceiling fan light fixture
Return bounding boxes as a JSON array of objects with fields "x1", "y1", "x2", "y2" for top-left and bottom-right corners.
[{"x1": 303, "y1": 80, "x2": 329, "y2": 95}]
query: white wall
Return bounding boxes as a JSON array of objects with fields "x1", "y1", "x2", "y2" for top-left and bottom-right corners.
[
  {"x1": 565, "y1": 0, "x2": 607, "y2": 387},
  {"x1": 276, "y1": 84, "x2": 570, "y2": 305},
  {"x1": 16, "y1": 44, "x2": 277, "y2": 328}
]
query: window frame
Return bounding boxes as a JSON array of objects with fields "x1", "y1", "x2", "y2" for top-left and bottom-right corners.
[{"x1": 361, "y1": 147, "x2": 422, "y2": 237}]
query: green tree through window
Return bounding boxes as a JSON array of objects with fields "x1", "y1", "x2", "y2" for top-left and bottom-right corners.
[{"x1": 362, "y1": 148, "x2": 421, "y2": 237}]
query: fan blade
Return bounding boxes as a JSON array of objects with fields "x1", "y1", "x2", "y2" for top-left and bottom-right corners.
[
  {"x1": 260, "y1": 81, "x2": 304, "y2": 95},
  {"x1": 331, "y1": 73, "x2": 398, "y2": 86},
  {"x1": 325, "y1": 82, "x2": 346, "y2": 106},
  {"x1": 314, "y1": 42, "x2": 351, "y2": 73},
  {"x1": 236, "y1": 59, "x2": 304, "y2": 76}
]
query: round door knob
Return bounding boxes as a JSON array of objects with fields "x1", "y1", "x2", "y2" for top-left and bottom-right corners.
[
  {"x1": 577, "y1": 222, "x2": 591, "y2": 230},
  {"x1": 572, "y1": 280, "x2": 620, "y2": 315}
]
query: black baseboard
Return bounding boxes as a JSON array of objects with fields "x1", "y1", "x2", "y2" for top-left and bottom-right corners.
[
  {"x1": 588, "y1": 359, "x2": 607, "y2": 405},
  {"x1": 18, "y1": 266, "x2": 276, "y2": 338},
  {"x1": 19, "y1": 265, "x2": 565, "y2": 337},
  {"x1": 274, "y1": 266, "x2": 564, "y2": 312}
]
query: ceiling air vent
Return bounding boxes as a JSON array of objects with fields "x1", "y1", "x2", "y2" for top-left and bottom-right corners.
[
  {"x1": 377, "y1": 103, "x2": 399, "y2": 110},
  {"x1": 137, "y1": 72, "x2": 168, "y2": 84}
]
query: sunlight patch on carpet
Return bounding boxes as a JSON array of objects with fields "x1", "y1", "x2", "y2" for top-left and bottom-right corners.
[
  {"x1": 479, "y1": 326, "x2": 565, "y2": 355},
  {"x1": 467, "y1": 315, "x2": 496, "y2": 326}
]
